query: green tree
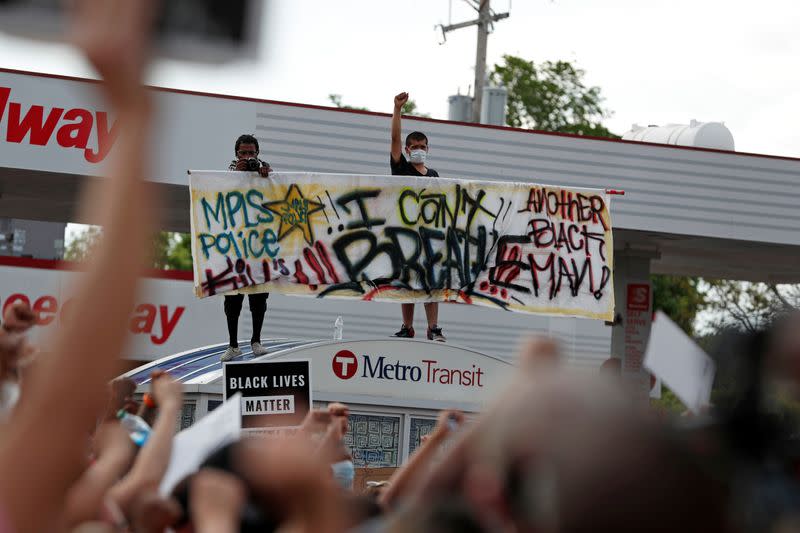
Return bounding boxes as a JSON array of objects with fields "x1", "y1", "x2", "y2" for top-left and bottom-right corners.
[
  {"x1": 490, "y1": 55, "x2": 617, "y2": 137},
  {"x1": 327, "y1": 94, "x2": 369, "y2": 111},
  {"x1": 150, "y1": 231, "x2": 171, "y2": 269},
  {"x1": 165, "y1": 233, "x2": 193, "y2": 270},
  {"x1": 328, "y1": 94, "x2": 430, "y2": 117},
  {"x1": 651, "y1": 275, "x2": 706, "y2": 336},
  {"x1": 398, "y1": 98, "x2": 429, "y2": 118},
  {"x1": 652, "y1": 386, "x2": 686, "y2": 415},
  {"x1": 65, "y1": 226, "x2": 193, "y2": 270},
  {"x1": 64, "y1": 225, "x2": 103, "y2": 261},
  {"x1": 703, "y1": 279, "x2": 799, "y2": 333}
]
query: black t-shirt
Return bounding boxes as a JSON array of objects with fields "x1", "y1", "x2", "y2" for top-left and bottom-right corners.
[{"x1": 390, "y1": 153, "x2": 439, "y2": 177}]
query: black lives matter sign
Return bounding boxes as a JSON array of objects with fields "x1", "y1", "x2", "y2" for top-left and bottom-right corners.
[{"x1": 223, "y1": 360, "x2": 311, "y2": 429}]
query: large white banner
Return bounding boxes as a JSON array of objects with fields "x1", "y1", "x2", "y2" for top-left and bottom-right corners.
[
  {"x1": 0, "y1": 259, "x2": 222, "y2": 361},
  {"x1": 190, "y1": 172, "x2": 615, "y2": 320}
]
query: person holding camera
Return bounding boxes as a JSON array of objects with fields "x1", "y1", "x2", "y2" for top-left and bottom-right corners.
[
  {"x1": 228, "y1": 133, "x2": 272, "y2": 175},
  {"x1": 221, "y1": 134, "x2": 272, "y2": 362}
]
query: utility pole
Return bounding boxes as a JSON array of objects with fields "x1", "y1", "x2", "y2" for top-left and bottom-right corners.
[
  {"x1": 437, "y1": 0, "x2": 509, "y2": 123},
  {"x1": 472, "y1": 0, "x2": 491, "y2": 123}
]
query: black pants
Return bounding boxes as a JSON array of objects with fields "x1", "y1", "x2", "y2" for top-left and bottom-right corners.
[{"x1": 224, "y1": 293, "x2": 268, "y2": 347}]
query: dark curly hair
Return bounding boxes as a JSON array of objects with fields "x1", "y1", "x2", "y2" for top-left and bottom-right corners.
[{"x1": 235, "y1": 134, "x2": 259, "y2": 154}]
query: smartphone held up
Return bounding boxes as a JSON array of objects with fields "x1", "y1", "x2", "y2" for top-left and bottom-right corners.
[{"x1": 0, "y1": 0, "x2": 268, "y2": 63}]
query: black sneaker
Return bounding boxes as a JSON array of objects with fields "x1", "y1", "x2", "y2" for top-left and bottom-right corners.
[
  {"x1": 427, "y1": 326, "x2": 446, "y2": 342},
  {"x1": 392, "y1": 324, "x2": 415, "y2": 338}
]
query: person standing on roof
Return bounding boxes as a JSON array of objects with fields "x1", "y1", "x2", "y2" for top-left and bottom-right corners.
[
  {"x1": 221, "y1": 134, "x2": 272, "y2": 362},
  {"x1": 389, "y1": 92, "x2": 445, "y2": 342}
]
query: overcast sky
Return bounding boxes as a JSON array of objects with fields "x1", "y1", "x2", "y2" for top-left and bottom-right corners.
[{"x1": 1, "y1": 0, "x2": 798, "y2": 159}]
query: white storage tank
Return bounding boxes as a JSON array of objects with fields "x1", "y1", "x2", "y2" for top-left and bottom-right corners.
[
  {"x1": 480, "y1": 84, "x2": 508, "y2": 126},
  {"x1": 622, "y1": 120, "x2": 734, "y2": 151},
  {"x1": 447, "y1": 94, "x2": 472, "y2": 122}
]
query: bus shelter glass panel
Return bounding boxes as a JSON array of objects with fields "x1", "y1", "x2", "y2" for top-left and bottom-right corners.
[
  {"x1": 408, "y1": 417, "x2": 436, "y2": 456},
  {"x1": 346, "y1": 413, "x2": 400, "y2": 468},
  {"x1": 178, "y1": 402, "x2": 196, "y2": 430},
  {"x1": 207, "y1": 399, "x2": 223, "y2": 413}
]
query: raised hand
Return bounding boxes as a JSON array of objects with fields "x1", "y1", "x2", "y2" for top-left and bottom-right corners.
[
  {"x1": 190, "y1": 469, "x2": 247, "y2": 533},
  {"x1": 299, "y1": 408, "x2": 333, "y2": 436},
  {"x1": 93, "y1": 420, "x2": 136, "y2": 459},
  {"x1": 151, "y1": 373, "x2": 182, "y2": 410},
  {"x1": 394, "y1": 92, "x2": 409, "y2": 110},
  {"x1": 434, "y1": 409, "x2": 465, "y2": 438},
  {"x1": 1, "y1": 301, "x2": 36, "y2": 333},
  {"x1": 68, "y1": 0, "x2": 158, "y2": 108},
  {"x1": 237, "y1": 437, "x2": 347, "y2": 532},
  {"x1": 327, "y1": 402, "x2": 349, "y2": 419},
  {"x1": 129, "y1": 491, "x2": 183, "y2": 533}
]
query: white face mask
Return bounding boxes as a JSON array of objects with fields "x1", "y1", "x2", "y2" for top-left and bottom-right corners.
[
  {"x1": 408, "y1": 149, "x2": 427, "y2": 164},
  {"x1": 0, "y1": 380, "x2": 20, "y2": 421}
]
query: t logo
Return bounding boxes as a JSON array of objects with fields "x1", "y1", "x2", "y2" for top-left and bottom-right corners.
[
  {"x1": 332, "y1": 350, "x2": 358, "y2": 380},
  {"x1": 626, "y1": 284, "x2": 651, "y2": 312}
]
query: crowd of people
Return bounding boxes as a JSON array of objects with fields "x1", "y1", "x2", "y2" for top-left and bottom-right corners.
[
  {"x1": 1, "y1": 1, "x2": 799, "y2": 531},
  {"x1": 5, "y1": 287, "x2": 800, "y2": 532}
]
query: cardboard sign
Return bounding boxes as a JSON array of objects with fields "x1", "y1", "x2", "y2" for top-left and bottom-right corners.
[
  {"x1": 223, "y1": 359, "x2": 312, "y2": 430},
  {"x1": 644, "y1": 311, "x2": 715, "y2": 413},
  {"x1": 159, "y1": 392, "x2": 242, "y2": 495}
]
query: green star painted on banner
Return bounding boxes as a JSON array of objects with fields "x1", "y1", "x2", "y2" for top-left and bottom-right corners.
[{"x1": 263, "y1": 184, "x2": 325, "y2": 244}]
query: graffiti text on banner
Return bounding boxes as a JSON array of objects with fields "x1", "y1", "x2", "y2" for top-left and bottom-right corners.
[{"x1": 189, "y1": 172, "x2": 615, "y2": 320}]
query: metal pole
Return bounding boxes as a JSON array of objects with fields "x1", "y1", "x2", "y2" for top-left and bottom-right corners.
[{"x1": 472, "y1": 0, "x2": 490, "y2": 123}]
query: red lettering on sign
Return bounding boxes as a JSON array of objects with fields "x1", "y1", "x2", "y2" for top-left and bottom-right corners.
[
  {"x1": 130, "y1": 303, "x2": 157, "y2": 334},
  {"x1": 0, "y1": 86, "x2": 119, "y2": 163},
  {"x1": 2, "y1": 293, "x2": 30, "y2": 317},
  {"x1": 0, "y1": 291, "x2": 184, "y2": 344},
  {"x1": 7, "y1": 103, "x2": 64, "y2": 145},
  {"x1": 153, "y1": 305, "x2": 184, "y2": 345},
  {"x1": 32, "y1": 295, "x2": 58, "y2": 326}
]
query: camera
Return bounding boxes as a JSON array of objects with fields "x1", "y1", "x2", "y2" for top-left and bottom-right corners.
[{"x1": 245, "y1": 158, "x2": 261, "y2": 172}]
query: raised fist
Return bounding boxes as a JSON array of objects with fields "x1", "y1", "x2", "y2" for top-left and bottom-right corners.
[{"x1": 394, "y1": 92, "x2": 409, "y2": 110}]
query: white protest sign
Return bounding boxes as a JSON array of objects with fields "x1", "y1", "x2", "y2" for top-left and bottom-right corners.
[
  {"x1": 644, "y1": 311, "x2": 715, "y2": 413},
  {"x1": 158, "y1": 392, "x2": 242, "y2": 495}
]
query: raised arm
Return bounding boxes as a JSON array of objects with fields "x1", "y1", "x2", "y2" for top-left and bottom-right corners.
[
  {"x1": 60, "y1": 422, "x2": 137, "y2": 529},
  {"x1": 391, "y1": 92, "x2": 409, "y2": 163},
  {"x1": 0, "y1": 0, "x2": 159, "y2": 530},
  {"x1": 190, "y1": 469, "x2": 246, "y2": 533},
  {"x1": 108, "y1": 374, "x2": 183, "y2": 515},
  {"x1": 380, "y1": 409, "x2": 464, "y2": 509}
]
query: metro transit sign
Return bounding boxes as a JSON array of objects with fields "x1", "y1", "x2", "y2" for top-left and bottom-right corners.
[
  {"x1": 263, "y1": 339, "x2": 512, "y2": 410},
  {"x1": 332, "y1": 349, "x2": 485, "y2": 388}
]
